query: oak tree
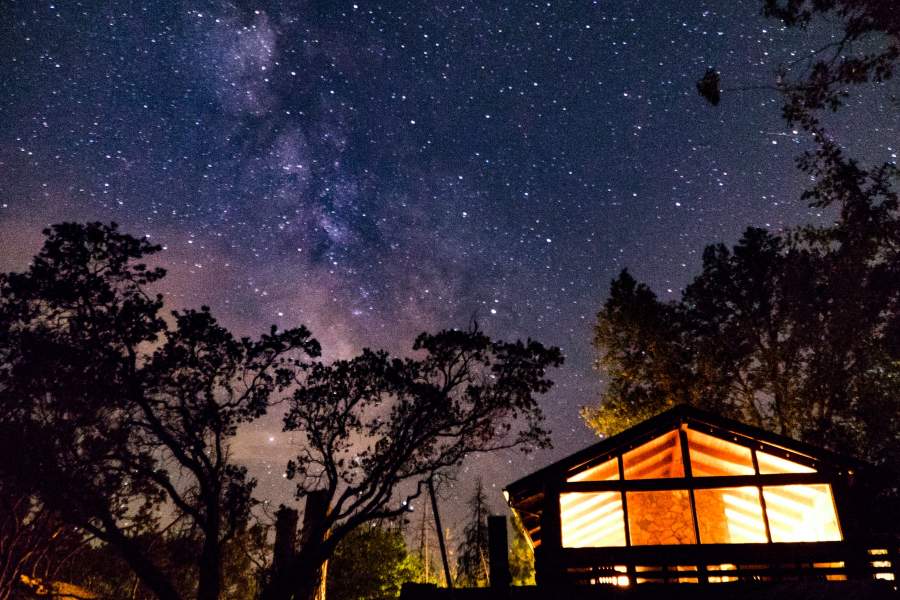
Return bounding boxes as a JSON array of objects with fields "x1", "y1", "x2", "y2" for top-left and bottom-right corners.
[
  {"x1": 264, "y1": 328, "x2": 562, "y2": 600},
  {"x1": 0, "y1": 222, "x2": 319, "y2": 600}
]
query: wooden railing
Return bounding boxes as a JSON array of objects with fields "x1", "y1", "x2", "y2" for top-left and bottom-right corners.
[{"x1": 538, "y1": 537, "x2": 899, "y2": 587}]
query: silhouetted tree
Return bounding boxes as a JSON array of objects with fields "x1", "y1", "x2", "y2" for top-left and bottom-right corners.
[
  {"x1": 264, "y1": 328, "x2": 562, "y2": 600},
  {"x1": 584, "y1": 222, "x2": 900, "y2": 523},
  {"x1": 700, "y1": 0, "x2": 898, "y2": 121},
  {"x1": 57, "y1": 522, "x2": 268, "y2": 600},
  {"x1": 0, "y1": 480, "x2": 86, "y2": 600},
  {"x1": 454, "y1": 480, "x2": 490, "y2": 588},
  {"x1": 603, "y1": 0, "x2": 900, "y2": 531},
  {"x1": 0, "y1": 223, "x2": 320, "y2": 600}
]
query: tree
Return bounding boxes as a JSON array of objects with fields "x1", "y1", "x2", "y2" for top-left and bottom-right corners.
[
  {"x1": 587, "y1": 0, "x2": 900, "y2": 527},
  {"x1": 265, "y1": 327, "x2": 562, "y2": 600},
  {"x1": 700, "y1": 1, "x2": 898, "y2": 125},
  {"x1": 584, "y1": 222, "x2": 900, "y2": 521},
  {"x1": 0, "y1": 222, "x2": 320, "y2": 600},
  {"x1": 54, "y1": 522, "x2": 268, "y2": 600},
  {"x1": 508, "y1": 514, "x2": 535, "y2": 586},
  {"x1": 454, "y1": 480, "x2": 490, "y2": 588},
  {"x1": 0, "y1": 480, "x2": 86, "y2": 600},
  {"x1": 325, "y1": 523, "x2": 420, "y2": 600}
]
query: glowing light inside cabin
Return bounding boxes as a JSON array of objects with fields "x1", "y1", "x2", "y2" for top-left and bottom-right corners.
[
  {"x1": 560, "y1": 492, "x2": 626, "y2": 547},
  {"x1": 763, "y1": 484, "x2": 841, "y2": 542},
  {"x1": 695, "y1": 487, "x2": 767, "y2": 543},
  {"x1": 686, "y1": 429, "x2": 754, "y2": 476},
  {"x1": 756, "y1": 451, "x2": 816, "y2": 474},
  {"x1": 556, "y1": 429, "x2": 844, "y2": 550},
  {"x1": 622, "y1": 430, "x2": 684, "y2": 479},
  {"x1": 568, "y1": 457, "x2": 619, "y2": 482}
]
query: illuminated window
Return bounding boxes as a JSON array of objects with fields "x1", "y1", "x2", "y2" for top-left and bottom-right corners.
[
  {"x1": 686, "y1": 429, "x2": 754, "y2": 476},
  {"x1": 763, "y1": 484, "x2": 841, "y2": 542},
  {"x1": 560, "y1": 492, "x2": 626, "y2": 547},
  {"x1": 622, "y1": 431, "x2": 684, "y2": 479},
  {"x1": 756, "y1": 451, "x2": 816, "y2": 474},
  {"x1": 568, "y1": 457, "x2": 619, "y2": 482},
  {"x1": 695, "y1": 487, "x2": 767, "y2": 543},
  {"x1": 626, "y1": 490, "x2": 696, "y2": 545}
]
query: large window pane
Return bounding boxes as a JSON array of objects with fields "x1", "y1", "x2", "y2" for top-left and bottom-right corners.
[
  {"x1": 695, "y1": 487, "x2": 767, "y2": 543},
  {"x1": 622, "y1": 430, "x2": 684, "y2": 479},
  {"x1": 626, "y1": 490, "x2": 696, "y2": 545},
  {"x1": 560, "y1": 492, "x2": 626, "y2": 547},
  {"x1": 763, "y1": 484, "x2": 841, "y2": 542},
  {"x1": 686, "y1": 429, "x2": 754, "y2": 476},
  {"x1": 756, "y1": 451, "x2": 816, "y2": 474},
  {"x1": 568, "y1": 457, "x2": 619, "y2": 482}
]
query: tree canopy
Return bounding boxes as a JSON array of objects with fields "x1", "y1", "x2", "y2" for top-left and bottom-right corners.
[
  {"x1": 0, "y1": 222, "x2": 319, "y2": 600},
  {"x1": 266, "y1": 327, "x2": 562, "y2": 600},
  {"x1": 591, "y1": 0, "x2": 900, "y2": 527},
  {"x1": 0, "y1": 222, "x2": 562, "y2": 600}
]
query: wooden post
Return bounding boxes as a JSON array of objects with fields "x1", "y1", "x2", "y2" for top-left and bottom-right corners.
[
  {"x1": 428, "y1": 478, "x2": 454, "y2": 589},
  {"x1": 679, "y1": 427, "x2": 707, "y2": 584},
  {"x1": 536, "y1": 482, "x2": 563, "y2": 587},
  {"x1": 488, "y1": 516, "x2": 511, "y2": 590},
  {"x1": 272, "y1": 506, "x2": 299, "y2": 575}
]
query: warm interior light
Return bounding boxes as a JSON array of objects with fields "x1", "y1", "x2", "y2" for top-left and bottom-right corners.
[
  {"x1": 695, "y1": 487, "x2": 767, "y2": 543},
  {"x1": 686, "y1": 429, "x2": 755, "y2": 476},
  {"x1": 568, "y1": 457, "x2": 619, "y2": 482},
  {"x1": 622, "y1": 430, "x2": 684, "y2": 479},
  {"x1": 627, "y1": 490, "x2": 696, "y2": 545},
  {"x1": 762, "y1": 484, "x2": 841, "y2": 542},
  {"x1": 560, "y1": 492, "x2": 626, "y2": 547},
  {"x1": 756, "y1": 451, "x2": 816, "y2": 474}
]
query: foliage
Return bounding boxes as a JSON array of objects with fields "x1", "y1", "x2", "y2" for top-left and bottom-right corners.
[
  {"x1": 325, "y1": 524, "x2": 420, "y2": 600},
  {"x1": 700, "y1": 0, "x2": 898, "y2": 123},
  {"x1": 508, "y1": 514, "x2": 535, "y2": 586},
  {"x1": 266, "y1": 327, "x2": 562, "y2": 600},
  {"x1": 586, "y1": 0, "x2": 900, "y2": 529},
  {"x1": 0, "y1": 480, "x2": 86, "y2": 600},
  {"x1": 454, "y1": 481, "x2": 490, "y2": 588},
  {"x1": 56, "y1": 524, "x2": 268, "y2": 600},
  {"x1": 584, "y1": 221, "x2": 900, "y2": 520},
  {"x1": 0, "y1": 222, "x2": 319, "y2": 600},
  {"x1": 762, "y1": 0, "x2": 898, "y2": 122}
]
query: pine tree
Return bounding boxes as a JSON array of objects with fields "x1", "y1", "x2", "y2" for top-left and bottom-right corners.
[{"x1": 454, "y1": 480, "x2": 490, "y2": 588}]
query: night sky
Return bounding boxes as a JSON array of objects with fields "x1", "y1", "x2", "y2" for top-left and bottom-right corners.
[{"x1": 1, "y1": 1, "x2": 896, "y2": 530}]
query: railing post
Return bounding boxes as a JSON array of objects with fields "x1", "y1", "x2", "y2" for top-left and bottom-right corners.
[{"x1": 488, "y1": 515, "x2": 511, "y2": 593}]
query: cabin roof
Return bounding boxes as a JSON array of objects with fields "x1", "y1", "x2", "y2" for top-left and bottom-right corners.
[{"x1": 505, "y1": 403, "x2": 860, "y2": 507}]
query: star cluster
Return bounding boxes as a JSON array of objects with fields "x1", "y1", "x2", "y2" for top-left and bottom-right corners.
[{"x1": 1, "y1": 1, "x2": 896, "y2": 525}]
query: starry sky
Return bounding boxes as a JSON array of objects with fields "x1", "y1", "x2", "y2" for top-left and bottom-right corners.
[{"x1": 1, "y1": 0, "x2": 897, "y2": 530}]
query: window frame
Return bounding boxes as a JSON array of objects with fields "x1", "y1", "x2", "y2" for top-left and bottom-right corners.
[{"x1": 558, "y1": 425, "x2": 843, "y2": 548}]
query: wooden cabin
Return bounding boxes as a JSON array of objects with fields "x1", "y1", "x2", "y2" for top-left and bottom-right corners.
[{"x1": 504, "y1": 405, "x2": 898, "y2": 587}]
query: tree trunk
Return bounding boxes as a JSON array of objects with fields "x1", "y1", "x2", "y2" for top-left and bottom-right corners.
[
  {"x1": 261, "y1": 508, "x2": 299, "y2": 600},
  {"x1": 292, "y1": 491, "x2": 330, "y2": 600},
  {"x1": 196, "y1": 533, "x2": 221, "y2": 600},
  {"x1": 289, "y1": 552, "x2": 328, "y2": 600},
  {"x1": 261, "y1": 492, "x2": 330, "y2": 600},
  {"x1": 106, "y1": 530, "x2": 184, "y2": 600}
]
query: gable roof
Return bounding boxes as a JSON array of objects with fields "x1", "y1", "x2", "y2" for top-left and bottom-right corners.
[
  {"x1": 503, "y1": 404, "x2": 864, "y2": 549},
  {"x1": 505, "y1": 403, "x2": 861, "y2": 505}
]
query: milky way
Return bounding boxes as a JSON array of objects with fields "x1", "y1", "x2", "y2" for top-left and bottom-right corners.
[{"x1": 1, "y1": 1, "x2": 896, "y2": 528}]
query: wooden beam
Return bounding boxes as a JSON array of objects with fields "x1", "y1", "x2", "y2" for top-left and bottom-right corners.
[{"x1": 561, "y1": 471, "x2": 832, "y2": 493}]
